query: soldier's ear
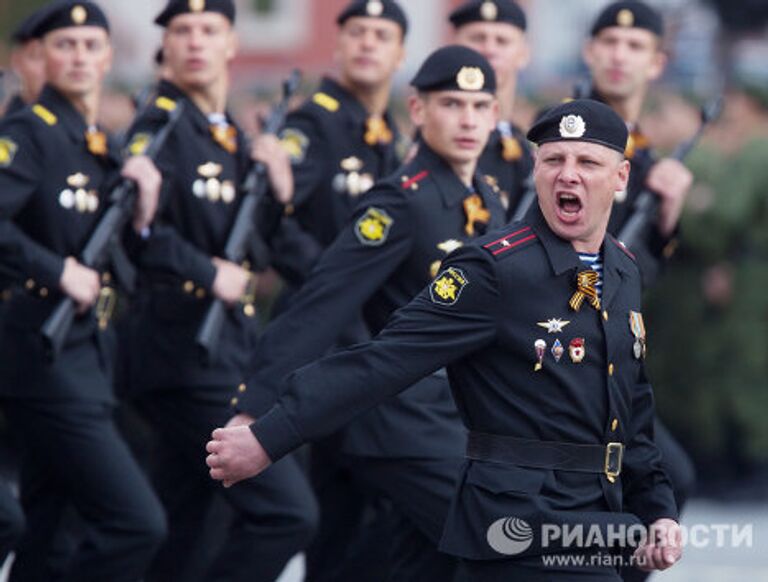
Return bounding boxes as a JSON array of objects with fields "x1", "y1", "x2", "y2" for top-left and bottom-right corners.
[
  {"x1": 408, "y1": 93, "x2": 426, "y2": 127},
  {"x1": 225, "y1": 28, "x2": 239, "y2": 61},
  {"x1": 616, "y1": 158, "x2": 630, "y2": 191}
]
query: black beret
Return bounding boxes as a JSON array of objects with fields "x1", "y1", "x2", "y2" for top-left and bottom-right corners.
[
  {"x1": 337, "y1": 0, "x2": 408, "y2": 36},
  {"x1": 449, "y1": 0, "x2": 527, "y2": 31},
  {"x1": 26, "y1": 1, "x2": 110, "y2": 38},
  {"x1": 155, "y1": 0, "x2": 236, "y2": 27},
  {"x1": 527, "y1": 99, "x2": 629, "y2": 155},
  {"x1": 411, "y1": 45, "x2": 497, "y2": 94},
  {"x1": 11, "y1": 9, "x2": 46, "y2": 44},
  {"x1": 591, "y1": 1, "x2": 663, "y2": 37}
]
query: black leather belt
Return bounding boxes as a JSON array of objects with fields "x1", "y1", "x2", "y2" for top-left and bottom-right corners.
[{"x1": 466, "y1": 432, "x2": 624, "y2": 482}]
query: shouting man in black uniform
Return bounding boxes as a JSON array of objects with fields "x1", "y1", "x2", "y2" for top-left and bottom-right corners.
[
  {"x1": 222, "y1": 45, "x2": 505, "y2": 581},
  {"x1": 0, "y1": 3, "x2": 166, "y2": 580},
  {"x1": 123, "y1": 1, "x2": 317, "y2": 581},
  {"x1": 209, "y1": 99, "x2": 684, "y2": 581}
]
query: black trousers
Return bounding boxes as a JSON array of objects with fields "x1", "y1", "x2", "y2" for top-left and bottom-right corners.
[
  {"x1": 325, "y1": 455, "x2": 464, "y2": 582},
  {"x1": 4, "y1": 399, "x2": 166, "y2": 582},
  {"x1": 463, "y1": 556, "x2": 623, "y2": 581},
  {"x1": 0, "y1": 479, "x2": 24, "y2": 563},
  {"x1": 138, "y1": 386, "x2": 318, "y2": 582}
]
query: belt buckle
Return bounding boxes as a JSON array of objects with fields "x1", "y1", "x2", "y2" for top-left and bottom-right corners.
[{"x1": 604, "y1": 442, "x2": 624, "y2": 483}]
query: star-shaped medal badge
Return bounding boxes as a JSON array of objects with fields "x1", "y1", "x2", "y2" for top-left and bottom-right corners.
[{"x1": 537, "y1": 318, "x2": 571, "y2": 334}]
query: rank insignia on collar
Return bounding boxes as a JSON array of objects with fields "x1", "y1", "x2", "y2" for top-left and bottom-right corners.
[
  {"x1": 569, "y1": 338, "x2": 586, "y2": 363},
  {"x1": 280, "y1": 128, "x2": 309, "y2": 165},
  {"x1": 430, "y1": 267, "x2": 469, "y2": 306},
  {"x1": 537, "y1": 318, "x2": 570, "y2": 334},
  {"x1": 0, "y1": 138, "x2": 18, "y2": 167},
  {"x1": 534, "y1": 339, "x2": 546, "y2": 371},
  {"x1": 629, "y1": 311, "x2": 647, "y2": 359},
  {"x1": 355, "y1": 207, "x2": 393, "y2": 246}
]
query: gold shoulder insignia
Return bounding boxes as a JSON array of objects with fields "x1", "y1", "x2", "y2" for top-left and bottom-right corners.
[
  {"x1": 127, "y1": 133, "x2": 152, "y2": 156},
  {"x1": 0, "y1": 138, "x2": 19, "y2": 167},
  {"x1": 430, "y1": 267, "x2": 469, "y2": 306},
  {"x1": 32, "y1": 104, "x2": 57, "y2": 126},
  {"x1": 155, "y1": 96, "x2": 177, "y2": 112},
  {"x1": 312, "y1": 92, "x2": 340, "y2": 113},
  {"x1": 355, "y1": 207, "x2": 393, "y2": 246}
]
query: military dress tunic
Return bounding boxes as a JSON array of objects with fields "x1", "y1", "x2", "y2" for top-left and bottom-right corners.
[
  {"x1": 478, "y1": 121, "x2": 534, "y2": 217},
  {"x1": 252, "y1": 205, "x2": 677, "y2": 560},
  {"x1": 0, "y1": 85, "x2": 122, "y2": 401},
  {"x1": 238, "y1": 143, "x2": 506, "y2": 459}
]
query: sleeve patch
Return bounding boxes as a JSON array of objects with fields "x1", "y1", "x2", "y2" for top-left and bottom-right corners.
[
  {"x1": 355, "y1": 207, "x2": 394, "y2": 246},
  {"x1": 0, "y1": 138, "x2": 18, "y2": 167},
  {"x1": 430, "y1": 267, "x2": 469, "y2": 306},
  {"x1": 280, "y1": 128, "x2": 310, "y2": 164}
]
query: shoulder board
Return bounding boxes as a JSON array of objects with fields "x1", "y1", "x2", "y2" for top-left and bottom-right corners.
[
  {"x1": 154, "y1": 96, "x2": 177, "y2": 112},
  {"x1": 609, "y1": 235, "x2": 636, "y2": 262},
  {"x1": 312, "y1": 92, "x2": 340, "y2": 113},
  {"x1": 400, "y1": 170, "x2": 429, "y2": 191},
  {"x1": 32, "y1": 104, "x2": 57, "y2": 126},
  {"x1": 483, "y1": 226, "x2": 538, "y2": 258}
]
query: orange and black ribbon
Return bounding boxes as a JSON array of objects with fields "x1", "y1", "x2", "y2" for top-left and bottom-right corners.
[
  {"x1": 501, "y1": 136, "x2": 522, "y2": 161},
  {"x1": 570, "y1": 270, "x2": 601, "y2": 312},
  {"x1": 364, "y1": 116, "x2": 393, "y2": 146},
  {"x1": 624, "y1": 130, "x2": 650, "y2": 160},
  {"x1": 210, "y1": 124, "x2": 238, "y2": 154},
  {"x1": 85, "y1": 128, "x2": 108, "y2": 156},
  {"x1": 462, "y1": 193, "x2": 491, "y2": 236}
]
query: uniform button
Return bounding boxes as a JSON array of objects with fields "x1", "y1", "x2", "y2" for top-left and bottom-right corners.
[
  {"x1": 602, "y1": 310, "x2": 609, "y2": 321},
  {"x1": 611, "y1": 418, "x2": 619, "y2": 431},
  {"x1": 25, "y1": 279, "x2": 35, "y2": 290},
  {"x1": 183, "y1": 280, "x2": 195, "y2": 293},
  {"x1": 608, "y1": 363, "x2": 615, "y2": 376},
  {"x1": 39, "y1": 287, "x2": 49, "y2": 298},
  {"x1": 284, "y1": 203, "x2": 295, "y2": 216},
  {"x1": 195, "y1": 288, "x2": 206, "y2": 299},
  {"x1": 230, "y1": 397, "x2": 239, "y2": 407},
  {"x1": 238, "y1": 383, "x2": 246, "y2": 393}
]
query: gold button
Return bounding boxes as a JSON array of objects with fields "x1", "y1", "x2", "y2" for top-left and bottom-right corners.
[
  {"x1": 25, "y1": 279, "x2": 35, "y2": 290},
  {"x1": 284, "y1": 204, "x2": 295, "y2": 216},
  {"x1": 238, "y1": 383, "x2": 246, "y2": 393},
  {"x1": 230, "y1": 397, "x2": 239, "y2": 407},
  {"x1": 602, "y1": 310, "x2": 609, "y2": 321},
  {"x1": 101, "y1": 272, "x2": 112, "y2": 284},
  {"x1": 611, "y1": 418, "x2": 619, "y2": 431},
  {"x1": 195, "y1": 288, "x2": 206, "y2": 299},
  {"x1": 183, "y1": 280, "x2": 195, "y2": 293},
  {"x1": 39, "y1": 287, "x2": 49, "y2": 298},
  {"x1": 608, "y1": 363, "x2": 615, "y2": 376},
  {"x1": 244, "y1": 304, "x2": 256, "y2": 318}
]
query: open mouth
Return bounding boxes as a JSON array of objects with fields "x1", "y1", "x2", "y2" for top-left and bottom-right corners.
[{"x1": 557, "y1": 192, "x2": 583, "y2": 216}]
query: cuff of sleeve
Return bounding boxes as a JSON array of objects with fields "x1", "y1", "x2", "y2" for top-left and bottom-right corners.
[
  {"x1": 33, "y1": 253, "x2": 65, "y2": 290},
  {"x1": 192, "y1": 256, "x2": 217, "y2": 292},
  {"x1": 251, "y1": 404, "x2": 304, "y2": 462}
]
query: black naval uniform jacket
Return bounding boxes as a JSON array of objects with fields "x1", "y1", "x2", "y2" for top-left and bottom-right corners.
[
  {"x1": 589, "y1": 89, "x2": 679, "y2": 288},
  {"x1": 2, "y1": 94, "x2": 28, "y2": 119},
  {"x1": 275, "y1": 77, "x2": 403, "y2": 277},
  {"x1": 237, "y1": 143, "x2": 506, "y2": 458},
  {"x1": 478, "y1": 121, "x2": 534, "y2": 218},
  {"x1": 125, "y1": 81, "x2": 282, "y2": 391},
  {"x1": 251, "y1": 206, "x2": 677, "y2": 559},
  {"x1": 0, "y1": 85, "x2": 124, "y2": 402}
]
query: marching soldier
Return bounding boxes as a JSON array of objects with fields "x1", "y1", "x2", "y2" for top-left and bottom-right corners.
[
  {"x1": 451, "y1": 0, "x2": 534, "y2": 216},
  {"x1": 270, "y1": 1, "x2": 408, "y2": 578},
  {"x1": 3, "y1": 8, "x2": 47, "y2": 117},
  {"x1": 222, "y1": 45, "x2": 506, "y2": 581},
  {"x1": 209, "y1": 99, "x2": 683, "y2": 582},
  {"x1": 124, "y1": 1, "x2": 317, "y2": 580},
  {"x1": 581, "y1": 6, "x2": 697, "y2": 581},
  {"x1": 0, "y1": 3, "x2": 167, "y2": 580}
]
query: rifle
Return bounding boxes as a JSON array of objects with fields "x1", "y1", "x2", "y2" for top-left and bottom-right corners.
[
  {"x1": 41, "y1": 100, "x2": 185, "y2": 359},
  {"x1": 618, "y1": 95, "x2": 723, "y2": 249},
  {"x1": 511, "y1": 79, "x2": 593, "y2": 222},
  {"x1": 195, "y1": 69, "x2": 302, "y2": 362}
]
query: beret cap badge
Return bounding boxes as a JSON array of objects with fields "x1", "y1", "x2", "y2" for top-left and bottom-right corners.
[
  {"x1": 71, "y1": 5, "x2": 88, "y2": 25},
  {"x1": 366, "y1": 0, "x2": 384, "y2": 16},
  {"x1": 617, "y1": 8, "x2": 634, "y2": 27},
  {"x1": 456, "y1": 66, "x2": 485, "y2": 91},
  {"x1": 189, "y1": 0, "x2": 205, "y2": 12},
  {"x1": 480, "y1": 1, "x2": 499, "y2": 21},
  {"x1": 559, "y1": 115, "x2": 586, "y2": 139}
]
